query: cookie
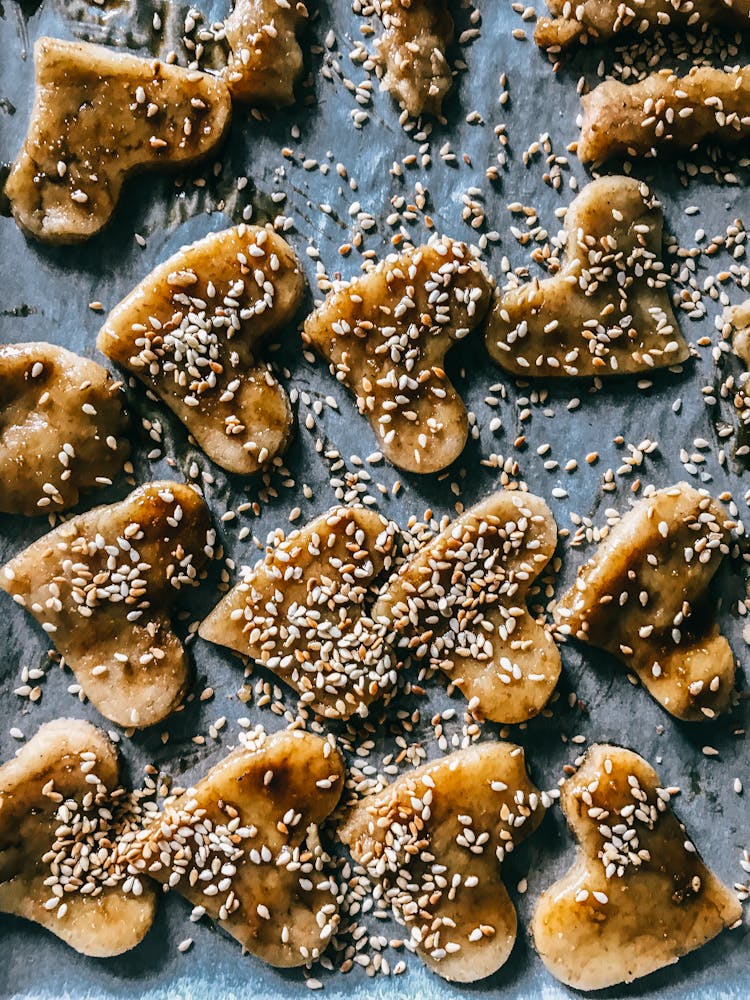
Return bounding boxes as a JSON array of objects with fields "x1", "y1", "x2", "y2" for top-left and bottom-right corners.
[
  {"x1": 223, "y1": 0, "x2": 309, "y2": 107},
  {"x1": 485, "y1": 177, "x2": 688, "y2": 378},
  {"x1": 0, "y1": 482, "x2": 214, "y2": 728},
  {"x1": 532, "y1": 744, "x2": 742, "y2": 990},
  {"x1": 536, "y1": 0, "x2": 750, "y2": 50},
  {"x1": 0, "y1": 342, "x2": 129, "y2": 516},
  {"x1": 373, "y1": 491, "x2": 560, "y2": 723},
  {"x1": 0, "y1": 719, "x2": 156, "y2": 956},
  {"x1": 374, "y1": 0, "x2": 453, "y2": 117},
  {"x1": 340, "y1": 741, "x2": 545, "y2": 982},
  {"x1": 200, "y1": 505, "x2": 399, "y2": 718},
  {"x1": 5, "y1": 37, "x2": 231, "y2": 243},
  {"x1": 302, "y1": 237, "x2": 493, "y2": 473},
  {"x1": 98, "y1": 225, "x2": 304, "y2": 474},
  {"x1": 578, "y1": 65, "x2": 750, "y2": 164},
  {"x1": 555, "y1": 483, "x2": 735, "y2": 721},
  {"x1": 134, "y1": 728, "x2": 343, "y2": 966}
]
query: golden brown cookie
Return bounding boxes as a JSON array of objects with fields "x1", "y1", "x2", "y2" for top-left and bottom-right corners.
[
  {"x1": 485, "y1": 177, "x2": 688, "y2": 378},
  {"x1": 200, "y1": 505, "x2": 399, "y2": 718},
  {"x1": 555, "y1": 483, "x2": 735, "y2": 721},
  {"x1": 133, "y1": 727, "x2": 343, "y2": 966},
  {"x1": 98, "y1": 225, "x2": 304, "y2": 475},
  {"x1": 0, "y1": 342, "x2": 129, "y2": 516},
  {"x1": 374, "y1": 0, "x2": 453, "y2": 117},
  {"x1": 536, "y1": 0, "x2": 750, "y2": 50},
  {"x1": 577, "y1": 65, "x2": 750, "y2": 164},
  {"x1": 373, "y1": 490, "x2": 560, "y2": 723},
  {"x1": 725, "y1": 298, "x2": 750, "y2": 367},
  {"x1": 340, "y1": 741, "x2": 545, "y2": 982},
  {"x1": 0, "y1": 719, "x2": 156, "y2": 956},
  {"x1": 302, "y1": 237, "x2": 493, "y2": 474},
  {"x1": 532, "y1": 744, "x2": 742, "y2": 990},
  {"x1": 223, "y1": 0, "x2": 309, "y2": 107},
  {"x1": 5, "y1": 37, "x2": 231, "y2": 243},
  {"x1": 0, "y1": 481, "x2": 214, "y2": 728}
]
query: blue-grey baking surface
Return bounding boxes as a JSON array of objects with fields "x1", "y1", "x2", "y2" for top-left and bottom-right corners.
[{"x1": 0, "y1": 0, "x2": 748, "y2": 997}]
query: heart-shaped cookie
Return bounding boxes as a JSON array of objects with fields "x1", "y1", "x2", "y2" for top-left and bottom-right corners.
[
  {"x1": 0, "y1": 481, "x2": 214, "y2": 728},
  {"x1": 373, "y1": 490, "x2": 561, "y2": 723},
  {"x1": 5, "y1": 37, "x2": 231, "y2": 243},
  {"x1": 134, "y1": 728, "x2": 344, "y2": 966},
  {"x1": 200, "y1": 505, "x2": 399, "y2": 718},
  {"x1": 0, "y1": 718, "x2": 156, "y2": 956},
  {"x1": 340, "y1": 740, "x2": 545, "y2": 982},
  {"x1": 485, "y1": 176, "x2": 688, "y2": 378},
  {"x1": 555, "y1": 482, "x2": 735, "y2": 721},
  {"x1": 532, "y1": 743, "x2": 742, "y2": 990},
  {"x1": 98, "y1": 224, "x2": 304, "y2": 475},
  {"x1": 302, "y1": 237, "x2": 493, "y2": 473}
]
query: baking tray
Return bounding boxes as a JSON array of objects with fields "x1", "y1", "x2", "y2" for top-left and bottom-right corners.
[{"x1": 0, "y1": 0, "x2": 748, "y2": 997}]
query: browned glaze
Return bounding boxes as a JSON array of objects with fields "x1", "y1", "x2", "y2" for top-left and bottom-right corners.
[
  {"x1": 373, "y1": 490, "x2": 561, "y2": 723},
  {"x1": 555, "y1": 482, "x2": 735, "y2": 721},
  {"x1": 133, "y1": 728, "x2": 343, "y2": 966},
  {"x1": 532, "y1": 744, "x2": 742, "y2": 990},
  {"x1": 0, "y1": 342, "x2": 129, "y2": 516},
  {"x1": 5, "y1": 37, "x2": 231, "y2": 243},
  {"x1": 0, "y1": 719, "x2": 156, "y2": 956}
]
